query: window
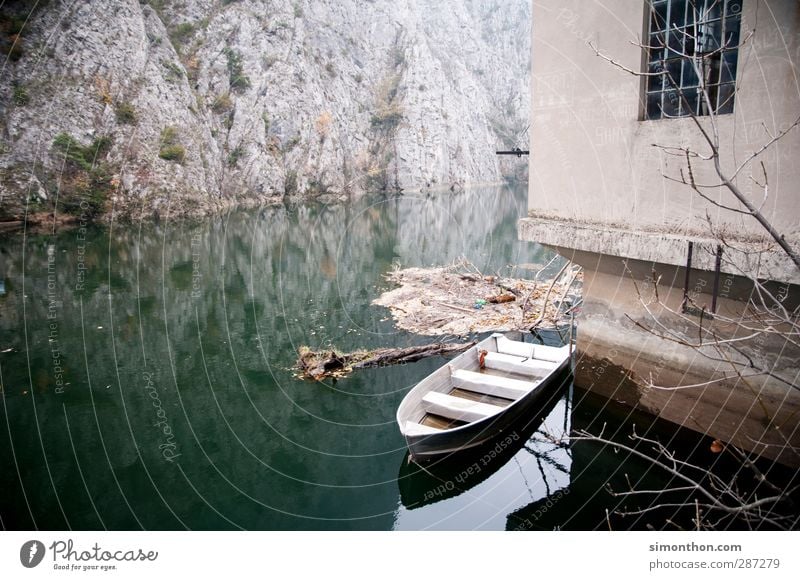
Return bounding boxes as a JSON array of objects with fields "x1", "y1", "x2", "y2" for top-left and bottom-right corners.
[{"x1": 644, "y1": 0, "x2": 742, "y2": 120}]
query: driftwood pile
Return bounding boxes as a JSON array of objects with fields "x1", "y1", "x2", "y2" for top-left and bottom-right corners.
[
  {"x1": 297, "y1": 341, "x2": 476, "y2": 380},
  {"x1": 296, "y1": 259, "x2": 581, "y2": 380},
  {"x1": 372, "y1": 258, "x2": 581, "y2": 336}
]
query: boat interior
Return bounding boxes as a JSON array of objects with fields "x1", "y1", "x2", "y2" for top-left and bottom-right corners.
[{"x1": 402, "y1": 335, "x2": 568, "y2": 436}]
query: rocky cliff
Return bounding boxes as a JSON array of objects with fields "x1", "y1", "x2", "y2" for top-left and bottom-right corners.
[{"x1": 0, "y1": 0, "x2": 529, "y2": 219}]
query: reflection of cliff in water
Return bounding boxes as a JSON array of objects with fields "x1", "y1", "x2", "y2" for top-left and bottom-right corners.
[
  {"x1": 390, "y1": 184, "x2": 537, "y2": 273},
  {"x1": 0, "y1": 185, "x2": 554, "y2": 530}
]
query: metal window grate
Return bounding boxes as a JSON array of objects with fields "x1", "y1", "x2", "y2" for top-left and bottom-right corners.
[{"x1": 645, "y1": 0, "x2": 742, "y2": 120}]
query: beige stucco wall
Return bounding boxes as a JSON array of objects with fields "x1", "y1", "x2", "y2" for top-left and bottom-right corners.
[
  {"x1": 523, "y1": 1, "x2": 800, "y2": 466},
  {"x1": 574, "y1": 258, "x2": 800, "y2": 467},
  {"x1": 527, "y1": 0, "x2": 800, "y2": 246}
]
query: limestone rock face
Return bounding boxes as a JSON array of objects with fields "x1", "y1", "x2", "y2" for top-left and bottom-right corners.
[{"x1": 0, "y1": 0, "x2": 529, "y2": 219}]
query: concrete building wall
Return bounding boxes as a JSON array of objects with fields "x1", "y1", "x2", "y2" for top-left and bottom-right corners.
[
  {"x1": 521, "y1": 1, "x2": 800, "y2": 466},
  {"x1": 527, "y1": 0, "x2": 800, "y2": 250}
]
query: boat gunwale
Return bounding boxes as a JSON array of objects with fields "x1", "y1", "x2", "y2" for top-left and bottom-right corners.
[{"x1": 397, "y1": 333, "x2": 570, "y2": 440}]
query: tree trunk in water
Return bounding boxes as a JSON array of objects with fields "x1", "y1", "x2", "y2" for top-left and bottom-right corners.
[{"x1": 297, "y1": 341, "x2": 476, "y2": 379}]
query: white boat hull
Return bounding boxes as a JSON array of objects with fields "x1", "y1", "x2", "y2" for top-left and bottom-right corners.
[{"x1": 397, "y1": 333, "x2": 571, "y2": 460}]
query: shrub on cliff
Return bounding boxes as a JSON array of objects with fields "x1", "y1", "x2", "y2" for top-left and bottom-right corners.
[
  {"x1": 51, "y1": 133, "x2": 114, "y2": 218},
  {"x1": 169, "y1": 22, "x2": 195, "y2": 51},
  {"x1": 225, "y1": 47, "x2": 251, "y2": 92},
  {"x1": 115, "y1": 101, "x2": 137, "y2": 125},
  {"x1": 211, "y1": 93, "x2": 233, "y2": 114},
  {"x1": 52, "y1": 133, "x2": 111, "y2": 171},
  {"x1": 158, "y1": 126, "x2": 186, "y2": 163},
  {"x1": 12, "y1": 84, "x2": 29, "y2": 106}
]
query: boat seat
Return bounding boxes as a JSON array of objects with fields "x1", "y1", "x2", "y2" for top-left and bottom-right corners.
[
  {"x1": 421, "y1": 391, "x2": 505, "y2": 423},
  {"x1": 530, "y1": 344, "x2": 570, "y2": 363},
  {"x1": 495, "y1": 336, "x2": 569, "y2": 363},
  {"x1": 483, "y1": 352, "x2": 558, "y2": 377},
  {"x1": 450, "y1": 369, "x2": 537, "y2": 400},
  {"x1": 495, "y1": 336, "x2": 535, "y2": 358},
  {"x1": 403, "y1": 421, "x2": 443, "y2": 437}
]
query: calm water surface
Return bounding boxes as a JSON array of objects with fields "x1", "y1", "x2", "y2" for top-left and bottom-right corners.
[{"x1": 0, "y1": 185, "x2": 699, "y2": 530}]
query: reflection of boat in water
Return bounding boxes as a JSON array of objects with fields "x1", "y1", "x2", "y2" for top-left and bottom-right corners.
[
  {"x1": 505, "y1": 483, "x2": 576, "y2": 531},
  {"x1": 396, "y1": 333, "x2": 572, "y2": 460},
  {"x1": 397, "y1": 367, "x2": 571, "y2": 510},
  {"x1": 504, "y1": 388, "x2": 684, "y2": 531}
]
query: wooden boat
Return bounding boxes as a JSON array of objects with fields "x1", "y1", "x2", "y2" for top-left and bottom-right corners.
[
  {"x1": 396, "y1": 333, "x2": 571, "y2": 460},
  {"x1": 397, "y1": 379, "x2": 566, "y2": 508}
]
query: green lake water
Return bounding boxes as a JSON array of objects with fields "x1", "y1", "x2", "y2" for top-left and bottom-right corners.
[{"x1": 0, "y1": 184, "x2": 713, "y2": 530}]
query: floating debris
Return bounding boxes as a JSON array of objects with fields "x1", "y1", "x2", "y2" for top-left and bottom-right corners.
[
  {"x1": 373, "y1": 258, "x2": 582, "y2": 336},
  {"x1": 296, "y1": 341, "x2": 476, "y2": 380}
]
